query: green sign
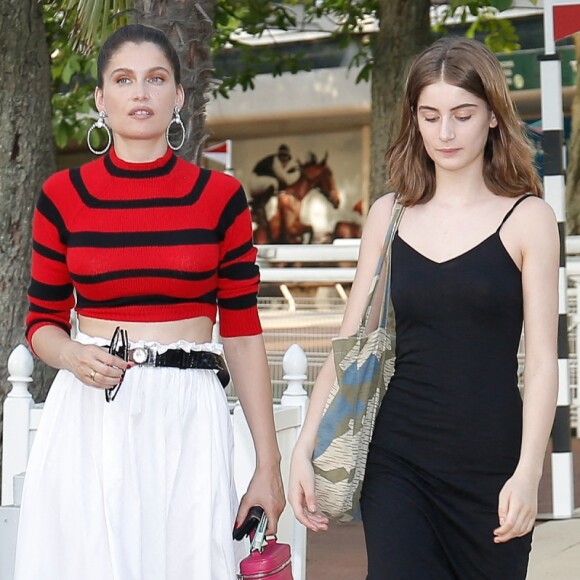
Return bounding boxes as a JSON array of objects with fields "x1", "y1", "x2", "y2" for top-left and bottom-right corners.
[{"x1": 497, "y1": 46, "x2": 577, "y2": 91}]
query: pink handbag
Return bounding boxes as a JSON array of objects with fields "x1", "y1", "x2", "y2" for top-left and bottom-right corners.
[{"x1": 238, "y1": 513, "x2": 293, "y2": 579}]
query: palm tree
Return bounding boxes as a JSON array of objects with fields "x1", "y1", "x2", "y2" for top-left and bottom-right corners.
[
  {"x1": 132, "y1": 0, "x2": 217, "y2": 161},
  {"x1": 371, "y1": 0, "x2": 431, "y2": 202},
  {"x1": 60, "y1": 0, "x2": 218, "y2": 162},
  {"x1": 0, "y1": 0, "x2": 57, "y2": 454}
]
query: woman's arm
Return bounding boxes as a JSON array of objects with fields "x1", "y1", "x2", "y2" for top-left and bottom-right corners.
[
  {"x1": 494, "y1": 198, "x2": 559, "y2": 543},
  {"x1": 222, "y1": 333, "x2": 286, "y2": 535},
  {"x1": 31, "y1": 325, "x2": 128, "y2": 389},
  {"x1": 288, "y1": 193, "x2": 396, "y2": 531}
]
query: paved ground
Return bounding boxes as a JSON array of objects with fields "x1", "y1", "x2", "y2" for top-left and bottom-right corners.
[
  {"x1": 527, "y1": 517, "x2": 580, "y2": 579},
  {"x1": 306, "y1": 438, "x2": 580, "y2": 579}
]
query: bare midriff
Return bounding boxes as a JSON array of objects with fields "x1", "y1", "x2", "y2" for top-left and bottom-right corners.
[{"x1": 78, "y1": 315, "x2": 215, "y2": 344}]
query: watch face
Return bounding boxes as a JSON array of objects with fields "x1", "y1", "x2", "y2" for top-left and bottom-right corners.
[{"x1": 132, "y1": 347, "x2": 148, "y2": 365}]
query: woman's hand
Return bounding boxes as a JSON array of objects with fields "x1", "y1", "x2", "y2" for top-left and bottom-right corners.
[
  {"x1": 60, "y1": 341, "x2": 130, "y2": 389},
  {"x1": 236, "y1": 463, "x2": 286, "y2": 536},
  {"x1": 288, "y1": 446, "x2": 329, "y2": 532},
  {"x1": 493, "y1": 470, "x2": 539, "y2": 543}
]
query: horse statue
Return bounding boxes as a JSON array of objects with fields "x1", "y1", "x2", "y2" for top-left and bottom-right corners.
[{"x1": 250, "y1": 153, "x2": 340, "y2": 244}]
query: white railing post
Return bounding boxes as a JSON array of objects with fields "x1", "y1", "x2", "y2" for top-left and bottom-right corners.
[
  {"x1": 2, "y1": 345, "x2": 34, "y2": 506},
  {"x1": 280, "y1": 343, "x2": 309, "y2": 418},
  {"x1": 280, "y1": 344, "x2": 309, "y2": 580}
]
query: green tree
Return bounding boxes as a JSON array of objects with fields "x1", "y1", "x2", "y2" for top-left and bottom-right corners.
[
  {"x1": 54, "y1": 0, "x2": 528, "y2": 200},
  {"x1": 216, "y1": 0, "x2": 524, "y2": 200},
  {"x1": 45, "y1": 5, "x2": 101, "y2": 150}
]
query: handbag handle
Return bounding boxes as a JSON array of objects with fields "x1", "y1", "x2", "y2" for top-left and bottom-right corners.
[
  {"x1": 358, "y1": 200, "x2": 405, "y2": 337},
  {"x1": 249, "y1": 513, "x2": 269, "y2": 553}
]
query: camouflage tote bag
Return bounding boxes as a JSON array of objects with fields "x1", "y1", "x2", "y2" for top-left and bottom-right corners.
[{"x1": 312, "y1": 201, "x2": 404, "y2": 522}]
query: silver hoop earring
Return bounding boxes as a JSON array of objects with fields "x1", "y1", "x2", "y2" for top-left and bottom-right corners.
[
  {"x1": 87, "y1": 111, "x2": 112, "y2": 155},
  {"x1": 166, "y1": 107, "x2": 185, "y2": 151}
]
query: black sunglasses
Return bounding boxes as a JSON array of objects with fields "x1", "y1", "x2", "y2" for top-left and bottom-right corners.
[{"x1": 106, "y1": 326, "x2": 128, "y2": 403}]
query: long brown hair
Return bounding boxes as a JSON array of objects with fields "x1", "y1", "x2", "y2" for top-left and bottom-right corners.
[{"x1": 386, "y1": 37, "x2": 542, "y2": 205}]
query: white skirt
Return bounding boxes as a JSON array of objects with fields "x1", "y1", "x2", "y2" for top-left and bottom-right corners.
[{"x1": 14, "y1": 333, "x2": 246, "y2": 580}]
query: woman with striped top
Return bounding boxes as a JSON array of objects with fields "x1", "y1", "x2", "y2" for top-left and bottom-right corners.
[{"x1": 15, "y1": 24, "x2": 284, "y2": 580}]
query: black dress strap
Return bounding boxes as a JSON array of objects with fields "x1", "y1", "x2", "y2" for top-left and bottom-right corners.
[{"x1": 496, "y1": 194, "x2": 535, "y2": 233}]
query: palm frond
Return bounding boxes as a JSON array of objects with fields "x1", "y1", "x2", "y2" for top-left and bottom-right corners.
[{"x1": 56, "y1": 0, "x2": 132, "y2": 51}]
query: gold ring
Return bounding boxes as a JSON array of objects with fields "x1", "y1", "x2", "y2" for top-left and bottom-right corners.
[{"x1": 89, "y1": 369, "x2": 96, "y2": 381}]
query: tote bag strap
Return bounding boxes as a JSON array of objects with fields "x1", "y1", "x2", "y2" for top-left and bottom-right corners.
[{"x1": 359, "y1": 200, "x2": 405, "y2": 336}]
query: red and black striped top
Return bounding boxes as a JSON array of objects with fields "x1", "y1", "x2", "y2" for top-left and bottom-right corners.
[{"x1": 26, "y1": 147, "x2": 262, "y2": 343}]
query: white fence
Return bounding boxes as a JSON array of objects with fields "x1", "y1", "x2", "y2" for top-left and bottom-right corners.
[{"x1": 0, "y1": 344, "x2": 309, "y2": 580}]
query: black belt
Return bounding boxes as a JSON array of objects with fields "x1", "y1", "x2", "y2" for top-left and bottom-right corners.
[{"x1": 114, "y1": 345, "x2": 230, "y2": 388}]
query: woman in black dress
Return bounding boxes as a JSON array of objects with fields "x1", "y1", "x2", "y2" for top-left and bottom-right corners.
[{"x1": 289, "y1": 37, "x2": 558, "y2": 579}]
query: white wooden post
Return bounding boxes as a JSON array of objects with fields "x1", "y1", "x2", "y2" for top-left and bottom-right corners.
[
  {"x1": 280, "y1": 344, "x2": 309, "y2": 580},
  {"x1": 2, "y1": 345, "x2": 34, "y2": 506},
  {"x1": 280, "y1": 343, "x2": 309, "y2": 418},
  {"x1": 232, "y1": 344, "x2": 310, "y2": 580}
]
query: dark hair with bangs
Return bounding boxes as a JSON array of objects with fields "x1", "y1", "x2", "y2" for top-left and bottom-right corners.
[
  {"x1": 97, "y1": 24, "x2": 181, "y2": 88},
  {"x1": 386, "y1": 36, "x2": 542, "y2": 205}
]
